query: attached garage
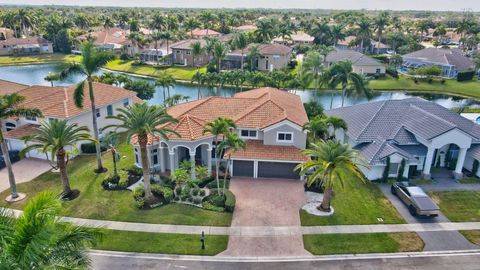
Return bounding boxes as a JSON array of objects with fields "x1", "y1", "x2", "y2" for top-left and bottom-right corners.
[
  {"x1": 232, "y1": 160, "x2": 254, "y2": 177},
  {"x1": 258, "y1": 161, "x2": 300, "y2": 179}
]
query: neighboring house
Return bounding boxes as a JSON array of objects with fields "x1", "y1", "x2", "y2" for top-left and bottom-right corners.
[
  {"x1": 325, "y1": 98, "x2": 480, "y2": 180},
  {"x1": 191, "y1": 28, "x2": 221, "y2": 39},
  {"x1": 224, "y1": 43, "x2": 293, "y2": 71},
  {"x1": 233, "y1": 24, "x2": 257, "y2": 32},
  {"x1": 170, "y1": 39, "x2": 209, "y2": 67},
  {"x1": 0, "y1": 37, "x2": 53, "y2": 56},
  {"x1": 0, "y1": 27, "x2": 14, "y2": 40},
  {"x1": 402, "y1": 48, "x2": 474, "y2": 78},
  {"x1": 272, "y1": 33, "x2": 315, "y2": 47},
  {"x1": 76, "y1": 28, "x2": 129, "y2": 52},
  {"x1": 325, "y1": 49, "x2": 386, "y2": 76},
  {"x1": 2, "y1": 82, "x2": 140, "y2": 159},
  {"x1": 131, "y1": 87, "x2": 309, "y2": 180},
  {"x1": 335, "y1": 36, "x2": 359, "y2": 51},
  {"x1": 371, "y1": 41, "x2": 392, "y2": 54},
  {"x1": 335, "y1": 36, "x2": 391, "y2": 54}
]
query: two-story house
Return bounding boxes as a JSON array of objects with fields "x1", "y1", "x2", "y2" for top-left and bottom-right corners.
[
  {"x1": 170, "y1": 39, "x2": 209, "y2": 67},
  {"x1": 0, "y1": 37, "x2": 53, "y2": 56},
  {"x1": 3, "y1": 82, "x2": 140, "y2": 159},
  {"x1": 131, "y1": 87, "x2": 309, "y2": 180}
]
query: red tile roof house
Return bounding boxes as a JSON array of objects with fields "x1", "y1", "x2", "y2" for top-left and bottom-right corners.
[
  {"x1": 224, "y1": 43, "x2": 293, "y2": 71},
  {"x1": 131, "y1": 87, "x2": 309, "y2": 180},
  {"x1": 2, "y1": 81, "x2": 140, "y2": 159},
  {"x1": 190, "y1": 28, "x2": 221, "y2": 39},
  {"x1": 0, "y1": 37, "x2": 53, "y2": 56}
]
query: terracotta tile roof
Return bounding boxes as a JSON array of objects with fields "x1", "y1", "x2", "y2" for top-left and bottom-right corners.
[
  {"x1": 191, "y1": 28, "x2": 220, "y2": 37},
  {"x1": 0, "y1": 79, "x2": 29, "y2": 95},
  {"x1": 234, "y1": 25, "x2": 257, "y2": 31},
  {"x1": 5, "y1": 124, "x2": 41, "y2": 140},
  {"x1": 170, "y1": 39, "x2": 207, "y2": 50},
  {"x1": 0, "y1": 36, "x2": 51, "y2": 46},
  {"x1": 162, "y1": 114, "x2": 210, "y2": 141},
  {"x1": 257, "y1": 43, "x2": 292, "y2": 55},
  {"x1": 78, "y1": 28, "x2": 129, "y2": 45},
  {"x1": 225, "y1": 140, "x2": 309, "y2": 162},
  {"x1": 14, "y1": 82, "x2": 136, "y2": 118}
]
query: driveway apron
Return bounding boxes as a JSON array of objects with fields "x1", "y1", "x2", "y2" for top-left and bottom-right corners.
[{"x1": 0, "y1": 158, "x2": 51, "y2": 193}]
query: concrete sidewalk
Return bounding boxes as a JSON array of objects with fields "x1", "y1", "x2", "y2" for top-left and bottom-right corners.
[{"x1": 4, "y1": 208, "x2": 480, "y2": 236}]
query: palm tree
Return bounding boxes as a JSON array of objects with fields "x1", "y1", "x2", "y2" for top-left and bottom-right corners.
[
  {"x1": 104, "y1": 103, "x2": 178, "y2": 203},
  {"x1": 13, "y1": 9, "x2": 37, "y2": 36},
  {"x1": 127, "y1": 31, "x2": 144, "y2": 57},
  {"x1": 103, "y1": 15, "x2": 115, "y2": 29},
  {"x1": 160, "y1": 30, "x2": 175, "y2": 55},
  {"x1": 212, "y1": 41, "x2": 229, "y2": 72},
  {"x1": 203, "y1": 117, "x2": 236, "y2": 192},
  {"x1": 296, "y1": 140, "x2": 369, "y2": 211},
  {"x1": 374, "y1": 12, "x2": 390, "y2": 54},
  {"x1": 357, "y1": 19, "x2": 372, "y2": 53},
  {"x1": 184, "y1": 17, "x2": 200, "y2": 38},
  {"x1": 22, "y1": 120, "x2": 95, "y2": 199},
  {"x1": 150, "y1": 13, "x2": 166, "y2": 32},
  {"x1": 302, "y1": 51, "x2": 324, "y2": 98},
  {"x1": 44, "y1": 72, "x2": 60, "y2": 87},
  {"x1": 0, "y1": 94, "x2": 42, "y2": 200},
  {"x1": 155, "y1": 73, "x2": 176, "y2": 105},
  {"x1": 150, "y1": 32, "x2": 163, "y2": 65},
  {"x1": 103, "y1": 132, "x2": 121, "y2": 178},
  {"x1": 233, "y1": 32, "x2": 249, "y2": 70},
  {"x1": 329, "y1": 60, "x2": 370, "y2": 107},
  {"x1": 247, "y1": 45, "x2": 261, "y2": 71},
  {"x1": 190, "y1": 41, "x2": 204, "y2": 68},
  {"x1": 330, "y1": 24, "x2": 346, "y2": 46},
  {"x1": 57, "y1": 41, "x2": 115, "y2": 173},
  {"x1": 255, "y1": 19, "x2": 276, "y2": 42},
  {"x1": 165, "y1": 94, "x2": 190, "y2": 107},
  {"x1": 218, "y1": 132, "x2": 246, "y2": 195},
  {"x1": 0, "y1": 192, "x2": 102, "y2": 269},
  {"x1": 310, "y1": 21, "x2": 331, "y2": 45},
  {"x1": 192, "y1": 71, "x2": 205, "y2": 99},
  {"x1": 416, "y1": 20, "x2": 429, "y2": 42},
  {"x1": 199, "y1": 11, "x2": 215, "y2": 35}
]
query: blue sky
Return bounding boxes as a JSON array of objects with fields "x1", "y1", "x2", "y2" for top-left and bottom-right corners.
[{"x1": 2, "y1": 0, "x2": 479, "y2": 11}]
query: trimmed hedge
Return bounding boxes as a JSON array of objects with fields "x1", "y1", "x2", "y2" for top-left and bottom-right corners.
[
  {"x1": 224, "y1": 190, "x2": 236, "y2": 213},
  {"x1": 198, "y1": 176, "x2": 215, "y2": 188},
  {"x1": 386, "y1": 66, "x2": 399, "y2": 78},
  {"x1": 206, "y1": 179, "x2": 230, "y2": 189},
  {"x1": 81, "y1": 142, "x2": 107, "y2": 154},
  {"x1": 457, "y1": 70, "x2": 475, "y2": 82}
]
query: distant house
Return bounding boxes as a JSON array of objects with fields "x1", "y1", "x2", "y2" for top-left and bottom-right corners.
[
  {"x1": 191, "y1": 28, "x2": 221, "y2": 39},
  {"x1": 325, "y1": 49, "x2": 386, "y2": 76},
  {"x1": 76, "y1": 28, "x2": 129, "y2": 52},
  {"x1": 336, "y1": 36, "x2": 391, "y2": 54},
  {"x1": 2, "y1": 81, "x2": 140, "y2": 159},
  {"x1": 335, "y1": 36, "x2": 358, "y2": 51},
  {"x1": 0, "y1": 27, "x2": 14, "y2": 40},
  {"x1": 224, "y1": 43, "x2": 293, "y2": 71},
  {"x1": 0, "y1": 37, "x2": 53, "y2": 56},
  {"x1": 402, "y1": 48, "x2": 474, "y2": 78},
  {"x1": 272, "y1": 33, "x2": 314, "y2": 47},
  {"x1": 371, "y1": 41, "x2": 392, "y2": 54},
  {"x1": 233, "y1": 25, "x2": 257, "y2": 32},
  {"x1": 170, "y1": 39, "x2": 209, "y2": 67}
]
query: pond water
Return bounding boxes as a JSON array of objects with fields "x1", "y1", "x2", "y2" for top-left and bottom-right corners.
[{"x1": 0, "y1": 63, "x2": 477, "y2": 109}]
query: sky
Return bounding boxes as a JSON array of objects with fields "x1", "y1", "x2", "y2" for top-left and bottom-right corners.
[{"x1": 2, "y1": 0, "x2": 479, "y2": 11}]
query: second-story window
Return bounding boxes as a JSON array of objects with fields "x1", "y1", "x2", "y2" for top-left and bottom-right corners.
[
  {"x1": 96, "y1": 108, "x2": 101, "y2": 118},
  {"x1": 123, "y1": 98, "x2": 129, "y2": 107},
  {"x1": 107, "y1": 105, "x2": 113, "y2": 116},
  {"x1": 277, "y1": 132, "x2": 293, "y2": 142},
  {"x1": 240, "y1": 130, "x2": 257, "y2": 138}
]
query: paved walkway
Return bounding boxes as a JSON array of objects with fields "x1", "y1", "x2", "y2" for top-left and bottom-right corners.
[
  {"x1": 0, "y1": 158, "x2": 52, "y2": 193},
  {"x1": 379, "y1": 184, "x2": 479, "y2": 251},
  {"x1": 418, "y1": 169, "x2": 480, "y2": 192}
]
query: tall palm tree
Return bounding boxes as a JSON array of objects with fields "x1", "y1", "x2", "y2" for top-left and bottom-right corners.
[
  {"x1": 0, "y1": 192, "x2": 102, "y2": 269},
  {"x1": 329, "y1": 60, "x2": 370, "y2": 107},
  {"x1": 150, "y1": 13, "x2": 166, "y2": 32},
  {"x1": 218, "y1": 132, "x2": 246, "y2": 195},
  {"x1": 22, "y1": 120, "x2": 95, "y2": 199},
  {"x1": 192, "y1": 71, "x2": 205, "y2": 99},
  {"x1": 44, "y1": 72, "x2": 60, "y2": 87},
  {"x1": 330, "y1": 24, "x2": 346, "y2": 46},
  {"x1": 13, "y1": 9, "x2": 37, "y2": 36},
  {"x1": 302, "y1": 51, "x2": 324, "y2": 98},
  {"x1": 212, "y1": 41, "x2": 229, "y2": 72},
  {"x1": 247, "y1": 45, "x2": 262, "y2": 71},
  {"x1": 374, "y1": 12, "x2": 390, "y2": 54},
  {"x1": 0, "y1": 94, "x2": 42, "y2": 200},
  {"x1": 57, "y1": 41, "x2": 115, "y2": 173},
  {"x1": 160, "y1": 30, "x2": 175, "y2": 55},
  {"x1": 127, "y1": 31, "x2": 144, "y2": 56},
  {"x1": 150, "y1": 32, "x2": 163, "y2": 65},
  {"x1": 255, "y1": 19, "x2": 275, "y2": 42},
  {"x1": 296, "y1": 140, "x2": 369, "y2": 211},
  {"x1": 434, "y1": 24, "x2": 448, "y2": 44},
  {"x1": 184, "y1": 17, "x2": 200, "y2": 38},
  {"x1": 415, "y1": 20, "x2": 429, "y2": 42},
  {"x1": 104, "y1": 103, "x2": 178, "y2": 202},
  {"x1": 190, "y1": 41, "x2": 204, "y2": 68},
  {"x1": 155, "y1": 73, "x2": 176, "y2": 105},
  {"x1": 199, "y1": 11, "x2": 215, "y2": 35},
  {"x1": 233, "y1": 32, "x2": 249, "y2": 70},
  {"x1": 203, "y1": 117, "x2": 236, "y2": 192},
  {"x1": 357, "y1": 19, "x2": 372, "y2": 53}
]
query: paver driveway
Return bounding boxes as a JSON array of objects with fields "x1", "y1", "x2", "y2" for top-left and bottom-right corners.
[
  {"x1": 0, "y1": 158, "x2": 51, "y2": 193},
  {"x1": 220, "y1": 177, "x2": 311, "y2": 257}
]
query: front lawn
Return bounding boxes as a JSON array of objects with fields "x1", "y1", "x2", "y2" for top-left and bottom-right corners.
[
  {"x1": 460, "y1": 230, "x2": 480, "y2": 246},
  {"x1": 95, "y1": 229, "x2": 228, "y2": 255},
  {"x1": 104, "y1": 59, "x2": 206, "y2": 81},
  {"x1": 303, "y1": 232, "x2": 424, "y2": 255},
  {"x1": 300, "y1": 180, "x2": 405, "y2": 226},
  {"x1": 430, "y1": 191, "x2": 480, "y2": 222},
  {"x1": 0, "y1": 53, "x2": 81, "y2": 66},
  {"x1": 458, "y1": 177, "x2": 480, "y2": 184},
  {"x1": 0, "y1": 135, "x2": 232, "y2": 226}
]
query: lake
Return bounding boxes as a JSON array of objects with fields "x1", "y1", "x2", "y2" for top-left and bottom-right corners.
[{"x1": 0, "y1": 64, "x2": 477, "y2": 109}]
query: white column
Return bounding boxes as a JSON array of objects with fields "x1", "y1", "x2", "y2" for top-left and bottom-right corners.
[
  {"x1": 159, "y1": 146, "x2": 166, "y2": 173},
  {"x1": 207, "y1": 147, "x2": 212, "y2": 176},
  {"x1": 253, "y1": 160, "x2": 258, "y2": 178},
  {"x1": 454, "y1": 147, "x2": 467, "y2": 178},
  {"x1": 190, "y1": 150, "x2": 196, "y2": 179},
  {"x1": 422, "y1": 147, "x2": 435, "y2": 179},
  {"x1": 169, "y1": 149, "x2": 175, "y2": 173},
  {"x1": 403, "y1": 164, "x2": 410, "y2": 179}
]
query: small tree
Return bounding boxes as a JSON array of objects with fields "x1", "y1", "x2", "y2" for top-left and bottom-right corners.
[
  {"x1": 382, "y1": 156, "x2": 391, "y2": 182},
  {"x1": 173, "y1": 168, "x2": 190, "y2": 186},
  {"x1": 195, "y1": 166, "x2": 209, "y2": 180},
  {"x1": 397, "y1": 159, "x2": 406, "y2": 181}
]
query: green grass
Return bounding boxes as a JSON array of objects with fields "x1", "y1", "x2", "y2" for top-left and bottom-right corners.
[
  {"x1": 104, "y1": 59, "x2": 206, "y2": 81},
  {"x1": 0, "y1": 134, "x2": 232, "y2": 226},
  {"x1": 412, "y1": 179, "x2": 434, "y2": 185},
  {"x1": 430, "y1": 191, "x2": 480, "y2": 222},
  {"x1": 460, "y1": 230, "x2": 480, "y2": 246},
  {"x1": 300, "y1": 180, "x2": 405, "y2": 226},
  {"x1": 458, "y1": 177, "x2": 480, "y2": 184},
  {"x1": 94, "y1": 230, "x2": 228, "y2": 255},
  {"x1": 370, "y1": 75, "x2": 480, "y2": 99},
  {"x1": 0, "y1": 53, "x2": 81, "y2": 66},
  {"x1": 303, "y1": 232, "x2": 424, "y2": 255}
]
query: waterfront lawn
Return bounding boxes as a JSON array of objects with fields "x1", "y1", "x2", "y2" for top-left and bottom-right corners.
[
  {"x1": 95, "y1": 230, "x2": 228, "y2": 255},
  {"x1": 303, "y1": 232, "x2": 424, "y2": 255},
  {"x1": 0, "y1": 134, "x2": 232, "y2": 226},
  {"x1": 0, "y1": 53, "x2": 81, "y2": 66},
  {"x1": 370, "y1": 75, "x2": 480, "y2": 99},
  {"x1": 300, "y1": 180, "x2": 405, "y2": 226},
  {"x1": 430, "y1": 191, "x2": 480, "y2": 222},
  {"x1": 104, "y1": 59, "x2": 206, "y2": 81},
  {"x1": 460, "y1": 230, "x2": 480, "y2": 246}
]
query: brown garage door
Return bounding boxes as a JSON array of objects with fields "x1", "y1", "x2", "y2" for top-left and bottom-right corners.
[
  {"x1": 232, "y1": 160, "x2": 254, "y2": 177},
  {"x1": 258, "y1": 162, "x2": 300, "y2": 179}
]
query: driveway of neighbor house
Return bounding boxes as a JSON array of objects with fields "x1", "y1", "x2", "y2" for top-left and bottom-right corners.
[
  {"x1": 0, "y1": 159, "x2": 52, "y2": 193},
  {"x1": 379, "y1": 184, "x2": 479, "y2": 251},
  {"x1": 219, "y1": 177, "x2": 311, "y2": 257}
]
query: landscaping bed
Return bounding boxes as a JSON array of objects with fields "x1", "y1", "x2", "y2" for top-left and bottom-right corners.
[
  {"x1": 303, "y1": 232, "x2": 424, "y2": 255},
  {"x1": 430, "y1": 191, "x2": 480, "y2": 222}
]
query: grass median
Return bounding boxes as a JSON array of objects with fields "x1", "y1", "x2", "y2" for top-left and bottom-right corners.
[{"x1": 430, "y1": 191, "x2": 480, "y2": 222}]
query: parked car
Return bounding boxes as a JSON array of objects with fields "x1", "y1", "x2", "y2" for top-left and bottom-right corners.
[{"x1": 391, "y1": 182, "x2": 440, "y2": 217}]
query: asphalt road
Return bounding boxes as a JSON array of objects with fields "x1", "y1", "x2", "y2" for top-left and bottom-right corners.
[{"x1": 90, "y1": 250, "x2": 480, "y2": 270}]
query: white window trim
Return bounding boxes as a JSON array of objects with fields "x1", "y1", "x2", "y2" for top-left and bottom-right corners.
[
  {"x1": 276, "y1": 131, "x2": 294, "y2": 143},
  {"x1": 239, "y1": 129, "x2": 258, "y2": 139}
]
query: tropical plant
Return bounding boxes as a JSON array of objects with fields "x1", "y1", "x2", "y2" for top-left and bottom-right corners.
[
  {"x1": 192, "y1": 71, "x2": 205, "y2": 99},
  {"x1": 150, "y1": 31, "x2": 163, "y2": 65},
  {"x1": 104, "y1": 103, "x2": 178, "y2": 203},
  {"x1": 160, "y1": 30, "x2": 175, "y2": 54},
  {"x1": 44, "y1": 72, "x2": 60, "y2": 87},
  {"x1": 374, "y1": 12, "x2": 390, "y2": 54},
  {"x1": 212, "y1": 41, "x2": 229, "y2": 72},
  {"x1": 155, "y1": 73, "x2": 176, "y2": 105},
  {"x1": 103, "y1": 132, "x2": 121, "y2": 178},
  {"x1": 0, "y1": 94, "x2": 42, "y2": 200},
  {"x1": 233, "y1": 32, "x2": 249, "y2": 70},
  {"x1": 254, "y1": 19, "x2": 276, "y2": 43},
  {"x1": 165, "y1": 94, "x2": 190, "y2": 107},
  {"x1": 302, "y1": 51, "x2": 324, "y2": 97},
  {"x1": 124, "y1": 80, "x2": 156, "y2": 100},
  {"x1": 296, "y1": 140, "x2": 369, "y2": 211},
  {"x1": 356, "y1": 18, "x2": 372, "y2": 53},
  {"x1": 329, "y1": 60, "x2": 370, "y2": 107},
  {"x1": 190, "y1": 41, "x2": 204, "y2": 68},
  {"x1": 57, "y1": 41, "x2": 115, "y2": 173},
  {"x1": 246, "y1": 45, "x2": 262, "y2": 71},
  {"x1": 0, "y1": 192, "x2": 102, "y2": 269},
  {"x1": 184, "y1": 17, "x2": 200, "y2": 38},
  {"x1": 217, "y1": 132, "x2": 246, "y2": 195}
]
